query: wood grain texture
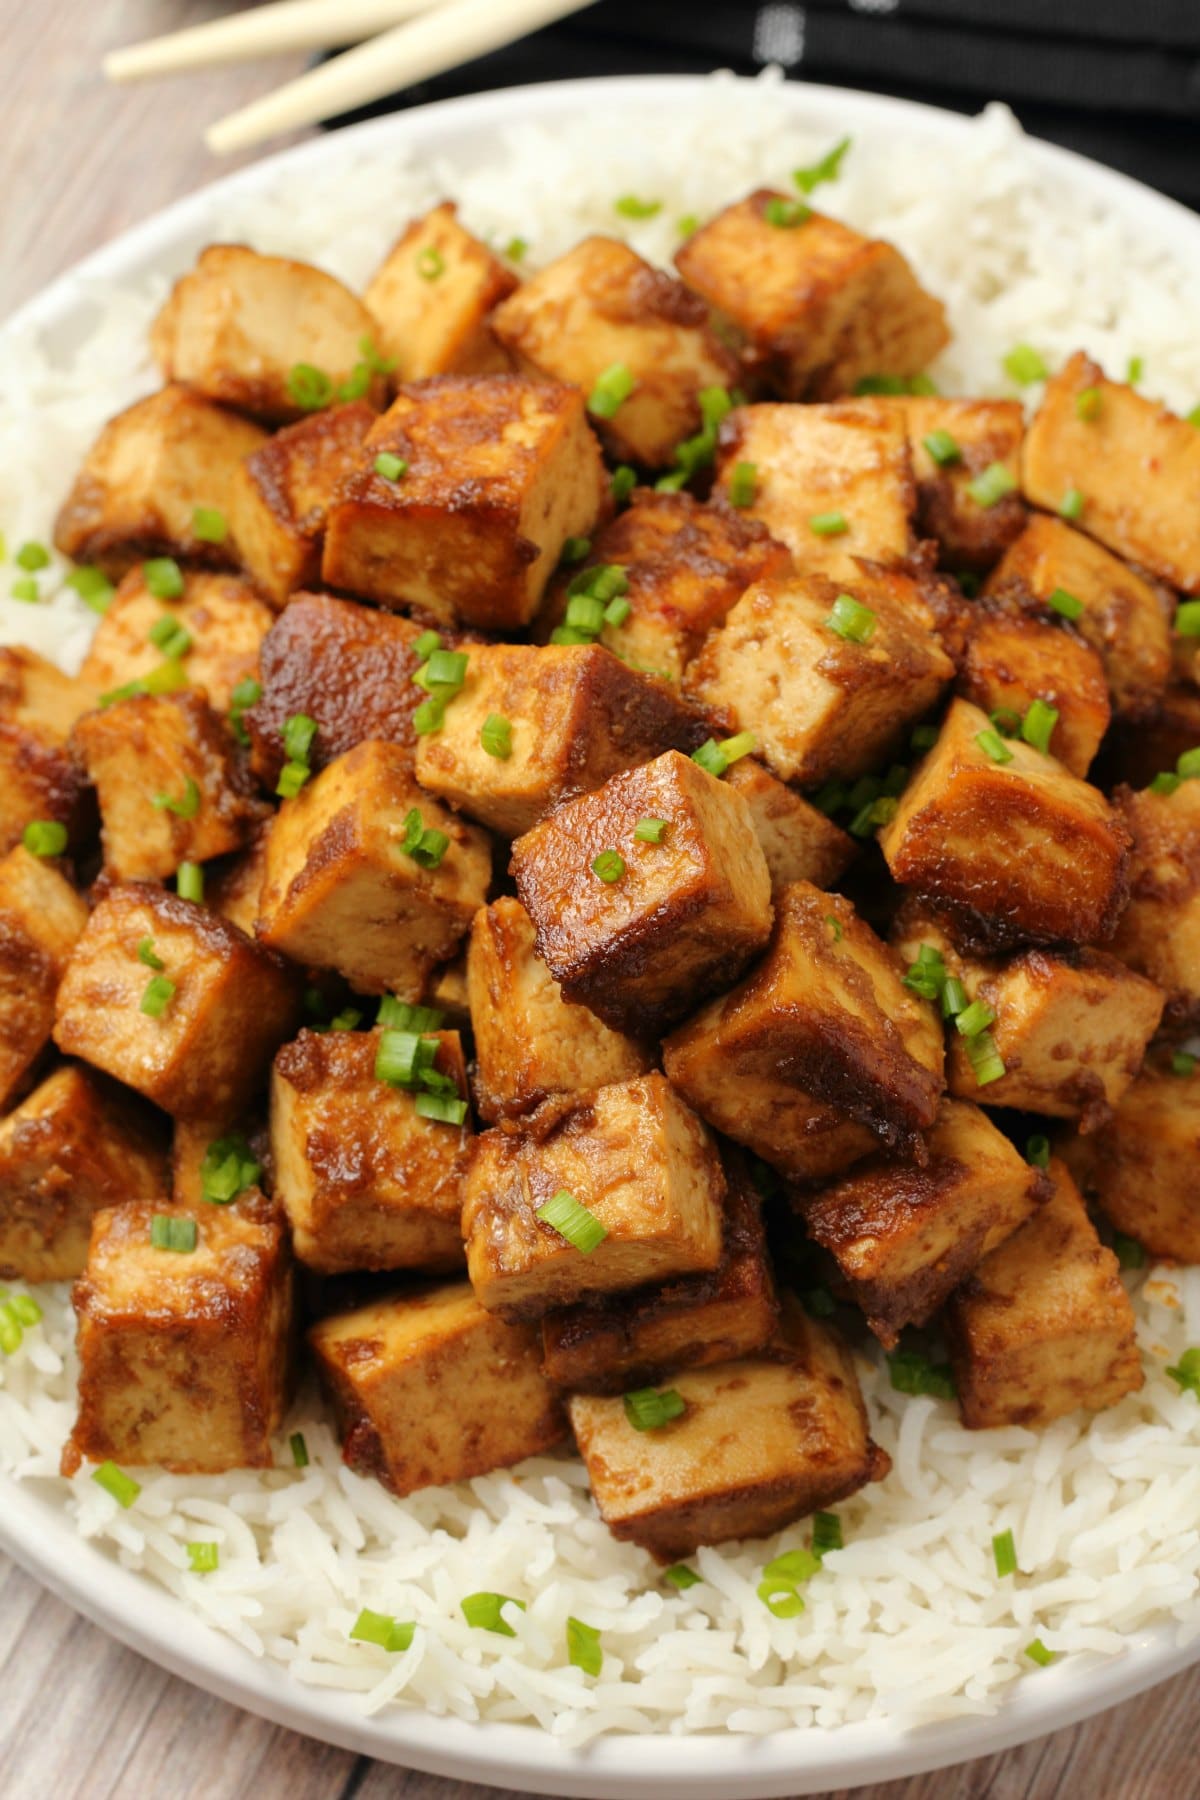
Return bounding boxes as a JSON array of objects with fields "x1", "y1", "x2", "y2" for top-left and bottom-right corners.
[{"x1": 0, "y1": 4, "x2": 1197, "y2": 1796}]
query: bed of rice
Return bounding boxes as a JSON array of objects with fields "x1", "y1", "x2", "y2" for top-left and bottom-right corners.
[{"x1": 1, "y1": 74, "x2": 1198, "y2": 1743}]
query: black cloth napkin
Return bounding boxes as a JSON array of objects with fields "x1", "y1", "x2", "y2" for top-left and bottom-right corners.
[{"x1": 323, "y1": 0, "x2": 1200, "y2": 209}]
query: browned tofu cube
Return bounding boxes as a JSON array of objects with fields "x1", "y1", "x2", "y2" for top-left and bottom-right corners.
[
  {"x1": 0, "y1": 647, "x2": 96, "y2": 855},
  {"x1": 243, "y1": 592, "x2": 423, "y2": 790},
  {"x1": 1108, "y1": 781, "x2": 1200, "y2": 1024},
  {"x1": 511, "y1": 749, "x2": 772, "y2": 1035},
  {"x1": 322, "y1": 375, "x2": 607, "y2": 631},
  {"x1": 491, "y1": 236, "x2": 739, "y2": 468},
  {"x1": 1023, "y1": 351, "x2": 1200, "y2": 594},
  {"x1": 462, "y1": 1073, "x2": 726, "y2": 1321},
  {"x1": 63, "y1": 1194, "x2": 293, "y2": 1474},
  {"x1": 569, "y1": 1299, "x2": 890, "y2": 1558},
  {"x1": 1062, "y1": 1053, "x2": 1200, "y2": 1264},
  {"x1": 878, "y1": 697, "x2": 1131, "y2": 951},
  {"x1": 227, "y1": 402, "x2": 376, "y2": 605},
  {"x1": 0, "y1": 1064, "x2": 167, "y2": 1282},
  {"x1": 534, "y1": 487, "x2": 791, "y2": 682},
  {"x1": 256, "y1": 740, "x2": 491, "y2": 997},
  {"x1": 310, "y1": 1282, "x2": 566, "y2": 1497},
  {"x1": 957, "y1": 599, "x2": 1110, "y2": 778},
  {"x1": 53, "y1": 385, "x2": 267, "y2": 576},
  {"x1": 664, "y1": 882, "x2": 943, "y2": 1173},
  {"x1": 54, "y1": 884, "x2": 300, "y2": 1117},
  {"x1": 467, "y1": 897, "x2": 654, "y2": 1124},
  {"x1": 0, "y1": 846, "x2": 88, "y2": 1110},
  {"x1": 206, "y1": 821, "x2": 272, "y2": 938},
  {"x1": 364, "y1": 202, "x2": 518, "y2": 384},
  {"x1": 270, "y1": 1025, "x2": 470, "y2": 1274},
  {"x1": 889, "y1": 396, "x2": 1026, "y2": 571},
  {"x1": 80, "y1": 566, "x2": 273, "y2": 716},
  {"x1": 684, "y1": 568, "x2": 953, "y2": 785},
  {"x1": 724, "y1": 759, "x2": 855, "y2": 895},
  {"x1": 415, "y1": 642, "x2": 703, "y2": 838},
  {"x1": 711, "y1": 402, "x2": 916, "y2": 580},
  {"x1": 796, "y1": 1099, "x2": 1047, "y2": 1349},
  {"x1": 984, "y1": 512, "x2": 1171, "y2": 721},
  {"x1": 151, "y1": 244, "x2": 383, "y2": 424},
  {"x1": 540, "y1": 1151, "x2": 777, "y2": 1392},
  {"x1": 675, "y1": 191, "x2": 948, "y2": 401},
  {"x1": 945, "y1": 1159, "x2": 1142, "y2": 1430},
  {"x1": 73, "y1": 691, "x2": 263, "y2": 882}
]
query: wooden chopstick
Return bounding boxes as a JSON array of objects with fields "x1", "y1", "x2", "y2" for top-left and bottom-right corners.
[
  {"x1": 105, "y1": 0, "x2": 436, "y2": 83},
  {"x1": 205, "y1": 0, "x2": 597, "y2": 154}
]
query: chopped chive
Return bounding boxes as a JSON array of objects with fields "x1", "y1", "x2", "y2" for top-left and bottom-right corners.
[
  {"x1": 663, "y1": 1563, "x2": 702, "y2": 1590},
  {"x1": 1059, "y1": 486, "x2": 1085, "y2": 521},
  {"x1": 480, "y1": 713, "x2": 513, "y2": 760},
  {"x1": 966, "y1": 1029, "x2": 1006, "y2": 1086},
  {"x1": 809, "y1": 509, "x2": 849, "y2": 537},
  {"x1": 0, "y1": 1307, "x2": 20, "y2": 1355},
  {"x1": 412, "y1": 697, "x2": 446, "y2": 735},
  {"x1": 144, "y1": 658, "x2": 189, "y2": 695},
  {"x1": 1047, "y1": 586, "x2": 1083, "y2": 621},
  {"x1": 136, "y1": 936, "x2": 165, "y2": 971},
  {"x1": 22, "y1": 819, "x2": 68, "y2": 856},
  {"x1": 975, "y1": 728, "x2": 1014, "y2": 765},
  {"x1": 763, "y1": 196, "x2": 811, "y2": 229},
  {"x1": 10, "y1": 576, "x2": 39, "y2": 602},
  {"x1": 1175, "y1": 600, "x2": 1200, "y2": 637},
  {"x1": 825, "y1": 915, "x2": 843, "y2": 943},
  {"x1": 150, "y1": 1213, "x2": 197, "y2": 1252},
  {"x1": 192, "y1": 506, "x2": 226, "y2": 544},
  {"x1": 989, "y1": 707, "x2": 1022, "y2": 737},
  {"x1": 201, "y1": 1133, "x2": 261, "y2": 1205},
  {"x1": 417, "y1": 648, "x2": 469, "y2": 693},
  {"x1": 176, "y1": 861, "x2": 204, "y2": 903},
  {"x1": 65, "y1": 566, "x2": 115, "y2": 612},
  {"x1": 1149, "y1": 771, "x2": 1180, "y2": 795},
  {"x1": 413, "y1": 629, "x2": 442, "y2": 661},
  {"x1": 15, "y1": 540, "x2": 49, "y2": 571},
  {"x1": 1113, "y1": 1232, "x2": 1146, "y2": 1270},
  {"x1": 415, "y1": 1091, "x2": 468, "y2": 1125},
  {"x1": 287, "y1": 363, "x2": 333, "y2": 410},
  {"x1": 152, "y1": 776, "x2": 200, "y2": 819},
  {"x1": 623, "y1": 1387, "x2": 686, "y2": 1432},
  {"x1": 9, "y1": 1294, "x2": 41, "y2": 1328},
  {"x1": 940, "y1": 975, "x2": 967, "y2": 1019},
  {"x1": 825, "y1": 594, "x2": 877, "y2": 643},
  {"x1": 144, "y1": 557, "x2": 185, "y2": 599},
  {"x1": 536, "y1": 1188, "x2": 607, "y2": 1254},
  {"x1": 374, "y1": 451, "x2": 407, "y2": 482},
  {"x1": 592, "y1": 849, "x2": 625, "y2": 883},
  {"x1": 887, "y1": 1348, "x2": 956, "y2": 1400},
  {"x1": 330, "y1": 1007, "x2": 362, "y2": 1032},
  {"x1": 909, "y1": 372, "x2": 939, "y2": 395},
  {"x1": 757, "y1": 1548, "x2": 819, "y2": 1618},
  {"x1": 1021, "y1": 698, "x2": 1059, "y2": 755},
  {"x1": 1187, "y1": 404, "x2": 1200, "y2": 428},
  {"x1": 92, "y1": 1461, "x2": 141, "y2": 1507},
  {"x1": 1075, "y1": 386, "x2": 1102, "y2": 421},
  {"x1": 140, "y1": 974, "x2": 176, "y2": 1017},
  {"x1": 1171, "y1": 1050, "x2": 1197, "y2": 1076},
  {"x1": 1127, "y1": 355, "x2": 1145, "y2": 385},
  {"x1": 588, "y1": 362, "x2": 636, "y2": 419},
  {"x1": 1025, "y1": 1639, "x2": 1056, "y2": 1667},
  {"x1": 677, "y1": 213, "x2": 700, "y2": 237},
  {"x1": 1178, "y1": 747, "x2": 1200, "y2": 781},
  {"x1": 691, "y1": 731, "x2": 757, "y2": 778},
  {"x1": 811, "y1": 1513, "x2": 843, "y2": 1560},
  {"x1": 560, "y1": 535, "x2": 591, "y2": 565},
  {"x1": 793, "y1": 134, "x2": 851, "y2": 194},
  {"x1": 350, "y1": 1608, "x2": 415, "y2": 1652},
  {"x1": 1026, "y1": 1134, "x2": 1051, "y2": 1169},
  {"x1": 461, "y1": 1592, "x2": 526, "y2": 1636},
  {"x1": 911, "y1": 723, "x2": 939, "y2": 751},
  {"x1": 634, "y1": 817, "x2": 667, "y2": 843},
  {"x1": 611, "y1": 465, "x2": 636, "y2": 503},
  {"x1": 967, "y1": 462, "x2": 1017, "y2": 508},
  {"x1": 504, "y1": 236, "x2": 528, "y2": 262},
  {"x1": 186, "y1": 1542, "x2": 219, "y2": 1572},
  {"x1": 604, "y1": 595, "x2": 631, "y2": 627},
  {"x1": 276, "y1": 761, "x2": 310, "y2": 798},
  {"x1": 566, "y1": 1616, "x2": 603, "y2": 1676},
  {"x1": 614, "y1": 194, "x2": 661, "y2": 219},
  {"x1": 376, "y1": 1027, "x2": 428, "y2": 1087},
  {"x1": 993, "y1": 1529, "x2": 1018, "y2": 1578},
  {"x1": 282, "y1": 712, "x2": 318, "y2": 765},
  {"x1": 728, "y1": 460, "x2": 758, "y2": 508},
  {"x1": 290, "y1": 1431, "x2": 309, "y2": 1468},
  {"x1": 1166, "y1": 1346, "x2": 1200, "y2": 1396},
  {"x1": 147, "y1": 614, "x2": 192, "y2": 661},
  {"x1": 378, "y1": 997, "x2": 444, "y2": 1031},
  {"x1": 1002, "y1": 345, "x2": 1048, "y2": 385},
  {"x1": 566, "y1": 594, "x2": 605, "y2": 636},
  {"x1": 228, "y1": 675, "x2": 261, "y2": 746},
  {"x1": 922, "y1": 428, "x2": 961, "y2": 467},
  {"x1": 855, "y1": 374, "x2": 909, "y2": 395},
  {"x1": 416, "y1": 245, "x2": 445, "y2": 281}
]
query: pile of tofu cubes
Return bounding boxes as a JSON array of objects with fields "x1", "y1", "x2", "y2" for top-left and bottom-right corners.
[{"x1": 0, "y1": 183, "x2": 1196, "y2": 1563}]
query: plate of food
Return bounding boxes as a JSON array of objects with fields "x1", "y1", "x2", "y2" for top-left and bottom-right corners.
[{"x1": 0, "y1": 69, "x2": 1198, "y2": 1800}]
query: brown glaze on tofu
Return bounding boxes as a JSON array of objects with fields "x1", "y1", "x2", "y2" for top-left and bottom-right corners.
[
  {"x1": 364, "y1": 202, "x2": 518, "y2": 384},
  {"x1": 664, "y1": 882, "x2": 944, "y2": 1173},
  {"x1": 0, "y1": 846, "x2": 89, "y2": 1111},
  {"x1": 415, "y1": 642, "x2": 705, "y2": 838},
  {"x1": 53, "y1": 884, "x2": 301, "y2": 1118},
  {"x1": 511, "y1": 749, "x2": 773, "y2": 1036},
  {"x1": 0, "y1": 647, "x2": 96, "y2": 856},
  {"x1": 462, "y1": 1073, "x2": 726, "y2": 1321},
  {"x1": 888, "y1": 395, "x2": 1026, "y2": 571},
  {"x1": 80, "y1": 567, "x2": 273, "y2": 715},
  {"x1": 63, "y1": 1192, "x2": 293, "y2": 1475},
  {"x1": 945, "y1": 1159, "x2": 1142, "y2": 1431},
  {"x1": 675, "y1": 191, "x2": 948, "y2": 400},
  {"x1": 1062, "y1": 1052, "x2": 1200, "y2": 1264},
  {"x1": 1107, "y1": 780, "x2": 1200, "y2": 1025},
  {"x1": 957, "y1": 599, "x2": 1111, "y2": 781},
  {"x1": 206, "y1": 820, "x2": 272, "y2": 939},
  {"x1": 270, "y1": 1025, "x2": 470, "y2": 1274},
  {"x1": 310, "y1": 1281, "x2": 567, "y2": 1497},
  {"x1": 723, "y1": 759, "x2": 855, "y2": 895},
  {"x1": 466, "y1": 897, "x2": 655, "y2": 1124},
  {"x1": 322, "y1": 375, "x2": 607, "y2": 631},
  {"x1": 795, "y1": 1098, "x2": 1048, "y2": 1349},
  {"x1": 256, "y1": 740, "x2": 492, "y2": 998},
  {"x1": 568, "y1": 1298, "x2": 891, "y2": 1559},
  {"x1": 491, "y1": 235, "x2": 739, "y2": 468},
  {"x1": 0, "y1": 1064, "x2": 167, "y2": 1283}
]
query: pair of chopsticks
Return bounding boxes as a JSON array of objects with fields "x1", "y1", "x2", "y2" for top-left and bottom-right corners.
[{"x1": 105, "y1": 0, "x2": 596, "y2": 155}]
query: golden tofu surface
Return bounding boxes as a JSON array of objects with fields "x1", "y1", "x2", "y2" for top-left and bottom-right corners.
[
  {"x1": 1063, "y1": 1053, "x2": 1200, "y2": 1264},
  {"x1": 80, "y1": 567, "x2": 273, "y2": 715},
  {"x1": 1108, "y1": 780, "x2": 1200, "y2": 1024},
  {"x1": 0, "y1": 846, "x2": 89, "y2": 1111},
  {"x1": 724, "y1": 758, "x2": 855, "y2": 894},
  {"x1": 364, "y1": 202, "x2": 517, "y2": 384},
  {"x1": 0, "y1": 648, "x2": 95, "y2": 856},
  {"x1": 889, "y1": 395, "x2": 1026, "y2": 569},
  {"x1": 958, "y1": 600, "x2": 1110, "y2": 778}
]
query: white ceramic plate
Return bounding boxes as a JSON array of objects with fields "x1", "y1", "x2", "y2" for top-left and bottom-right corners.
[{"x1": 3, "y1": 74, "x2": 1198, "y2": 1798}]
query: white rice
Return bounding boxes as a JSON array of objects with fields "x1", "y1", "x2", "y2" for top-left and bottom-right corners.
[{"x1": 1, "y1": 74, "x2": 1198, "y2": 1739}]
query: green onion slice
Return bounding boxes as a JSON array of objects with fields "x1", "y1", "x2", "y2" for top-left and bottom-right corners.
[
  {"x1": 144, "y1": 557, "x2": 185, "y2": 599},
  {"x1": 588, "y1": 362, "x2": 636, "y2": 419},
  {"x1": 623, "y1": 1387, "x2": 686, "y2": 1432},
  {"x1": 1047, "y1": 586, "x2": 1083, "y2": 621},
  {"x1": 757, "y1": 1548, "x2": 819, "y2": 1618},
  {"x1": 566, "y1": 1616, "x2": 603, "y2": 1675},
  {"x1": 966, "y1": 1029, "x2": 1006, "y2": 1086},
  {"x1": 634, "y1": 817, "x2": 667, "y2": 843},
  {"x1": 793, "y1": 135, "x2": 851, "y2": 194},
  {"x1": 825, "y1": 593, "x2": 877, "y2": 643},
  {"x1": 287, "y1": 363, "x2": 333, "y2": 410},
  {"x1": 374, "y1": 451, "x2": 407, "y2": 482},
  {"x1": 290, "y1": 1431, "x2": 309, "y2": 1468},
  {"x1": 809, "y1": 510, "x2": 849, "y2": 537},
  {"x1": 350, "y1": 1608, "x2": 415, "y2": 1651},
  {"x1": 92, "y1": 1461, "x2": 141, "y2": 1508},
  {"x1": 1002, "y1": 345, "x2": 1048, "y2": 385},
  {"x1": 1059, "y1": 486, "x2": 1085, "y2": 521},
  {"x1": 975, "y1": 728, "x2": 1014, "y2": 765},
  {"x1": 417, "y1": 246, "x2": 445, "y2": 281},
  {"x1": 152, "y1": 775, "x2": 200, "y2": 819},
  {"x1": 22, "y1": 819, "x2": 68, "y2": 856},
  {"x1": 922, "y1": 428, "x2": 961, "y2": 466},
  {"x1": 536, "y1": 1189, "x2": 607, "y2": 1254},
  {"x1": 65, "y1": 566, "x2": 115, "y2": 613},
  {"x1": 811, "y1": 1512, "x2": 843, "y2": 1560},
  {"x1": 187, "y1": 1542, "x2": 219, "y2": 1572},
  {"x1": 611, "y1": 465, "x2": 636, "y2": 503},
  {"x1": 1026, "y1": 1135, "x2": 1051, "y2": 1169},
  {"x1": 967, "y1": 462, "x2": 1018, "y2": 508},
  {"x1": 176, "y1": 861, "x2": 204, "y2": 903},
  {"x1": 480, "y1": 713, "x2": 513, "y2": 760},
  {"x1": 887, "y1": 1348, "x2": 956, "y2": 1400},
  {"x1": 1021, "y1": 698, "x2": 1059, "y2": 755},
  {"x1": 992, "y1": 1528, "x2": 1017, "y2": 1578},
  {"x1": 1075, "y1": 386, "x2": 1102, "y2": 421},
  {"x1": 201, "y1": 1134, "x2": 261, "y2": 1205},
  {"x1": 728, "y1": 461, "x2": 758, "y2": 508},
  {"x1": 192, "y1": 506, "x2": 227, "y2": 544},
  {"x1": 150, "y1": 1214, "x2": 197, "y2": 1252},
  {"x1": 1025, "y1": 1639, "x2": 1056, "y2": 1667},
  {"x1": 140, "y1": 974, "x2": 176, "y2": 1018},
  {"x1": 592, "y1": 849, "x2": 625, "y2": 883},
  {"x1": 763, "y1": 196, "x2": 811, "y2": 229},
  {"x1": 461, "y1": 1592, "x2": 525, "y2": 1636},
  {"x1": 614, "y1": 194, "x2": 662, "y2": 219},
  {"x1": 663, "y1": 1564, "x2": 702, "y2": 1590},
  {"x1": 1113, "y1": 1232, "x2": 1146, "y2": 1270}
]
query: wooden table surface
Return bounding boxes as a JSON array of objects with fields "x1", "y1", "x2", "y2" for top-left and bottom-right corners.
[{"x1": 1, "y1": 5, "x2": 1197, "y2": 1796}]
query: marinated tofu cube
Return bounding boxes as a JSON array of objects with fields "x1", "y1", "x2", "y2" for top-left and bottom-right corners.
[
  {"x1": 1061, "y1": 1052, "x2": 1200, "y2": 1264},
  {"x1": 270, "y1": 1025, "x2": 470, "y2": 1274},
  {"x1": 364, "y1": 202, "x2": 518, "y2": 384},
  {"x1": 63, "y1": 1194, "x2": 293, "y2": 1474},
  {"x1": 569, "y1": 1298, "x2": 890, "y2": 1558},
  {"x1": 945, "y1": 1158, "x2": 1142, "y2": 1430},
  {"x1": 322, "y1": 375, "x2": 607, "y2": 631},
  {"x1": 73, "y1": 690, "x2": 264, "y2": 882},
  {"x1": 53, "y1": 385, "x2": 267, "y2": 576},
  {"x1": 0, "y1": 647, "x2": 96, "y2": 855},
  {"x1": 795, "y1": 1098, "x2": 1047, "y2": 1349},
  {"x1": 53, "y1": 884, "x2": 301, "y2": 1117},
  {"x1": 664, "y1": 882, "x2": 943, "y2": 1171},
  {"x1": 1107, "y1": 781, "x2": 1200, "y2": 1024},
  {"x1": 256, "y1": 740, "x2": 491, "y2": 997},
  {"x1": 462, "y1": 1072, "x2": 726, "y2": 1321},
  {"x1": 151, "y1": 243, "x2": 383, "y2": 424},
  {"x1": 957, "y1": 599, "x2": 1110, "y2": 778},
  {"x1": 535, "y1": 487, "x2": 791, "y2": 683},
  {"x1": 675, "y1": 191, "x2": 948, "y2": 401},
  {"x1": 227, "y1": 401, "x2": 376, "y2": 605},
  {"x1": 878, "y1": 697, "x2": 1131, "y2": 951},
  {"x1": 80, "y1": 566, "x2": 273, "y2": 717},
  {"x1": 540, "y1": 1151, "x2": 778, "y2": 1392},
  {"x1": 416, "y1": 642, "x2": 704, "y2": 838},
  {"x1": 724, "y1": 759, "x2": 855, "y2": 895},
  {"x1": 467, "y1": 896, "x2": 655, "y2": 1123},
  {"x1": 684, "y1": 568, "x2": 954, "y2": 785},
  {"x1": 984, "y1": 512, "x2": 1171, "y2": 721},
  {"x1": 1023, "y1": 350, "x2": 1200, "y2": 594},
  {"x1": 491, "y1": 235, "x2": 739, "y2": 468},
  {"x1": 0, "y1": 1064, "x2": 167, "y2": 1282},
  {"x1": 889, "y1": 395, "x2": 1026, "y2": 571},
  {"x1": 0, "y1": 846, "x2": 88, "y2": 1110},
  {"x1": 243, "y1": 591, "x2": 424, "y2": 790},
  {"x1": 711, "y1": 402, "x2": 916, "y2": 580},
  {"x1": 310, "y1": 1281, "x2": 566, "y2": 1497},
  {"x1": 206, "y1": 821, "x2": 272, "y2": 938},
  {"x1": 511, "y1": 749, "x2": 772, "y2": 1035}
]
